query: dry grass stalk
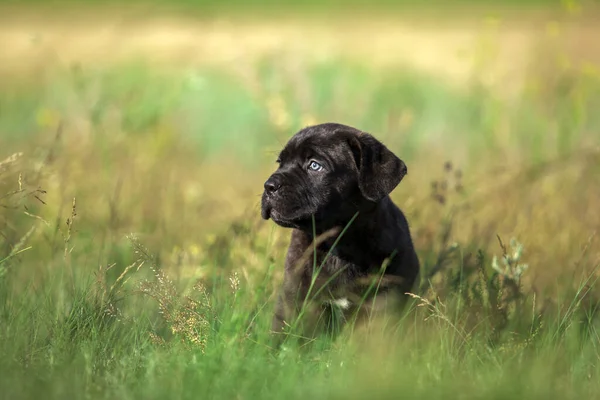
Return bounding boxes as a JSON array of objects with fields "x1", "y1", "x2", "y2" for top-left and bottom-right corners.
[{"x1": 130, "y1": 234, "x2": 214, "y2": 352}]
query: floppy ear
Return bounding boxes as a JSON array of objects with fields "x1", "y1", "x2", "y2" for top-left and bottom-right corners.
[{"x1": 348, "y1": 132, "x2": 407, "y2": 202}]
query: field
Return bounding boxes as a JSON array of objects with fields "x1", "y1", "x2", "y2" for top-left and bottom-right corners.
[{"x1": 1, "y1": 1, "x2": 600, "y2": 398}]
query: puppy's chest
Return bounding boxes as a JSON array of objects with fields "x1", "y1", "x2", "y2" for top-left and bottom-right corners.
[
  {"x1": 304, "y1": 250, "x2": 368, "y2": 295},
  {"x1": 318, "y1": 252, "x2": 359, "y2": 277}
]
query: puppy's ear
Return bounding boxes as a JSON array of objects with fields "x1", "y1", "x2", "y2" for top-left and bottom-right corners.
[{"x1": 348, "y1": 133, "x2": 407, "y2": 202}]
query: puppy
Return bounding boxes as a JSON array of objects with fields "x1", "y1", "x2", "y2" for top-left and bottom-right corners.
[{"x1": 261, "y1": 123, "x2": 419, "y2": 343}]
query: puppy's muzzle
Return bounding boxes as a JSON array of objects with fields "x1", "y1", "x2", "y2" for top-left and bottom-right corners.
[
  {"x1": 263, "y1": 174, "x2": 283, "y2": 195},
  {"x1": 261, "y1": 173, "x2": 284, "y2": 220}
]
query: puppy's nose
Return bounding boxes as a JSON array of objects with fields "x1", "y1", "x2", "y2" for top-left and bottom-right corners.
[{"x1": 264, "y1": 176, "x2": 282, "y2": 194}]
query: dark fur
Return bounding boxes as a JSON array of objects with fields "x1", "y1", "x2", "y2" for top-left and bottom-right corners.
[{"x1": 261, "y1": 123, "x2": 420, "y2": 343}]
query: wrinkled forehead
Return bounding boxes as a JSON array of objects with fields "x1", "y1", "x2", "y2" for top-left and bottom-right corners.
[{"x1": 278, "y1": 128, "x2": 351, "y2": 163}]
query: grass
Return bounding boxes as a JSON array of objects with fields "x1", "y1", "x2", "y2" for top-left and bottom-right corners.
[
  {"x1": 1, "y1": 4, "x2": 600, "y2": 399},
  {"x1": 0, "y1": 0, "x2": 574, "y2": 15}
]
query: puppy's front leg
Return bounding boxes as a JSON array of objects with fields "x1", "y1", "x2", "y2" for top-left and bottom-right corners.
[
  {"x1": 272, "y1": 269, "x2": 328, "y2": 346},
  {"x1": 271, "y1": 269, "x2": 303, "y2": 346},
  {"x1": 271, "y1": 289, "x2": 295, "y2": 337}
]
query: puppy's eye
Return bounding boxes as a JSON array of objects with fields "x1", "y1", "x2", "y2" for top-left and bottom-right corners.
[{"x1": 308, "y1": 160, "x2": 324, "y2": 172}]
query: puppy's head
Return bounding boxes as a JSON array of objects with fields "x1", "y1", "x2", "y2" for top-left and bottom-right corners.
[{"x1": 261, "y1": 123, "x2": 407, "y2": 230}]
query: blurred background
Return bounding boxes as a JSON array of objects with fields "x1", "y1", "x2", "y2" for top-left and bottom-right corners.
[
  {"x1": 2, "y1": 0, "x2": 598, "y2": 287},
  {"x1": 0, "y1": 0, "x2": 600, "y2": 281},
  {"x1": 1, "y1": 0, "x2": 600, "y2": 397}
]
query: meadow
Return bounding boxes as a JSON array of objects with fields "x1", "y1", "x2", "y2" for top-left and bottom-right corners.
[{"x1": 1, "y1": 1, "x2": 600, "y2": 398}]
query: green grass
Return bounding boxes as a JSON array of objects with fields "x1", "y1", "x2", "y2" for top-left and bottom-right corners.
[
  {"x1": 1, "y1": 0, "x2": 586, "y2": 27},
  {"x1": 1, "y1": 12, "x2": 600, "y2": 398},
  {"x1": 0, "y1": 238, "x2": 599, "y2": 399},
  {"x1": 0, "y1": 0, "x2": 571, "y2": 14}
]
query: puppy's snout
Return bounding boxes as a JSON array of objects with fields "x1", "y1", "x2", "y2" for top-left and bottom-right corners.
[
  {"x1": 264, "y1": 175, "x2": 282, "y2": 195},
  {"x1": 400, "y1": 161, "x2": 408, "y2": 177}
]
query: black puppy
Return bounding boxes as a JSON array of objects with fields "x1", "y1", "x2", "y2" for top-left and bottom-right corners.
[{"x1": 261, "y1": 123, "x2": 419, "y2": 343}]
